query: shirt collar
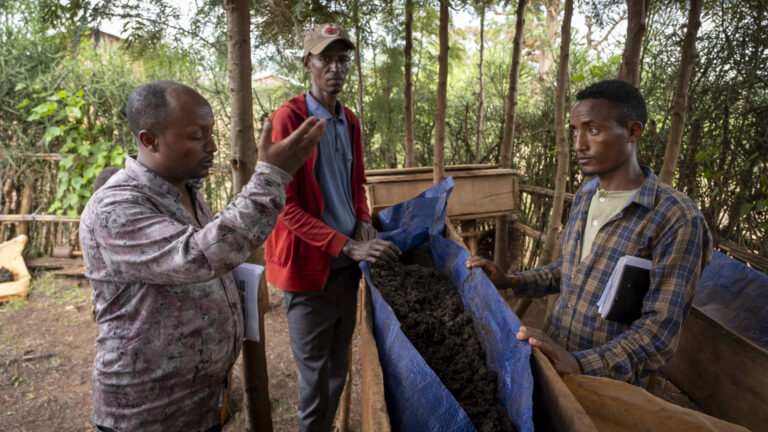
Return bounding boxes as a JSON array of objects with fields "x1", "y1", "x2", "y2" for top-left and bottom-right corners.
[
  {"x1": 306, "y1": 92, "x2": 346, "y2": 121},
  {"x1": 581, "y1": 165, "x2": 657, "y2": 210},
  {"x1": 124, "y1": 156, "x2": 203, "y2": 202}
]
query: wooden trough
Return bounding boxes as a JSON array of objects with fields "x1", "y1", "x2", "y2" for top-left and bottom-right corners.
[
  {"x1": 358, "y1": 221, "x2": 597, "y2": 431},
  {"x1": 665, "y1": 306, "x2": 768, "y2": 432}
]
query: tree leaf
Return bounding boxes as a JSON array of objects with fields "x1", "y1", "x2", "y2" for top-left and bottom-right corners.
[{"x1": 739, "y1": 203, "x2": 753, "y2": 218}]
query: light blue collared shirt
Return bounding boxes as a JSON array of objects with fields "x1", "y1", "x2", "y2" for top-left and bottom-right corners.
[{"x1": 306, "y1": 92, "x2": 357, "y2": 268}]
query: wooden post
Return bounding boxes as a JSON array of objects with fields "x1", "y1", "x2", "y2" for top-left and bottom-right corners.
[
  {"x1": 433, "y1": 0, "x2": 449, "y2": 185},
  {"x1": 539, "y1": 0, "x2": 573, "y2": 267},
  {"x1": 659, "y1": 0, "x2": 703, "y2": 185},
  {"x1": 494, "y1": 0, "x2": 527, "y2": 271},
  {"x1": 17, "y1": 185, "x2": 32, "y2": 237},
  {"x1": 223, "y1": 0, "x2": 272, "y2": 430}
]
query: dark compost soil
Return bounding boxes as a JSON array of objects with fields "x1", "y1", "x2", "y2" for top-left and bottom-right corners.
[
  {"x1": 370, "y1": 261, "x2": 516, "y2": 432},
  {"x1": 0, "y1": 267, "x2": 14, "y2": 283}
]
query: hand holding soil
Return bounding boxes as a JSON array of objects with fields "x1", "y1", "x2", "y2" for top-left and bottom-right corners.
[
  {"x1": 517, "y1": 325, "x2": 582, "y2": 375},
  {"x1": 353, "y1": 220, "x2": 377, "y2": 242},
  {"x1": 342, "y1": 238, "x2": 400, "y2": 263}
]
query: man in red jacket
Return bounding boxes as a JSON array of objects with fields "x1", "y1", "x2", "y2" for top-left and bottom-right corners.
[{"x1": 265, "y1": 23, "x2": 400, "y2": 431}]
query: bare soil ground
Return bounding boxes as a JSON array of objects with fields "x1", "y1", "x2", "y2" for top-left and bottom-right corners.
[{"x1": 0, "y1": 271, "x2": 362, "y2": 432}]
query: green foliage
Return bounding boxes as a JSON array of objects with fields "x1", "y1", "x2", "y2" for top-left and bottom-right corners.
[{"x1": 23, "y1": 88, "x2": 127, "y2": 216}]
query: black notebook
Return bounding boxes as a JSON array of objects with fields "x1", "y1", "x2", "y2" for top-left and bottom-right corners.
[{"x1": 597, "y1": 256, "x2": 652, "y2": 325}]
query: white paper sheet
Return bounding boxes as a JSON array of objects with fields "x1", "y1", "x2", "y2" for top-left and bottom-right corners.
[{"x1": 231, "y1": 263, "x2": 264, "y2": 342}]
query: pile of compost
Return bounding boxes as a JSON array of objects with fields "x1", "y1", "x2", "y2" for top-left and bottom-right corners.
[
  {"x1": 371, "y1": 261, "x2": 515, "y2": 432},
  {"x1": 0, "y1": 266, "x2": 14, "y2": 283}
]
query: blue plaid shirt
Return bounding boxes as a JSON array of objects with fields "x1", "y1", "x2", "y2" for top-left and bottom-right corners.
[{"x1": 515, "y1": 167, "x2": 712, "y2": 384}]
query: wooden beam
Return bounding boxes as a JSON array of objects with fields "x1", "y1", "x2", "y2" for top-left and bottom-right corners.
[
  {"x1": 513, "y1": 222, "x2": 546, "y2": 243},
  {"x1": 0, "y1": 215, "x2": 80, "y2": 223},
  {"x1": 518, "y1": 183, "x2": 574, "y2": 202}
]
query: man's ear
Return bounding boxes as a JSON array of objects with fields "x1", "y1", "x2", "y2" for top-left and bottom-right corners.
[
  {"x1": 628, "y1": 121, "x2": 644, "y2": 144},
  {"x1": 303, "y1": 55, "x2": 311, "y2": 71},
  {"x1": 137, "y1": 130, "x2": 160, "y2": 153}
]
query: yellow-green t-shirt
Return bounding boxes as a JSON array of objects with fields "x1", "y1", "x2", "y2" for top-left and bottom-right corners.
[{"x1": 580, "y1": 188, "x2": 637, "y2": 262}]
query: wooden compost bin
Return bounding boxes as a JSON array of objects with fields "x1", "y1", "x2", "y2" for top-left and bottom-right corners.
[
  {"x1": 364, "y1": 165, "x2": 518, "y2": 221},
  {"x1": 665, "y1": 306, "x2": 768, "y2": 432},
  {"x1": 359, "y1": 165, "x2": 597, "y2": 431},
  {"x1": 358, "y1": 222, "x2": 596, "y2": 431}
]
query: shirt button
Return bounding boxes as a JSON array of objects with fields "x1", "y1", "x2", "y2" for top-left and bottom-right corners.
[
  {"x1": 567, "y1": 301, "x2": 573, "y2": 308},
  {"x1": 599, "y1": 197, "x2": 605, "y2": 202},
  {"x1": 592, "y1": 219, "x2": 599, "y2": 226}
]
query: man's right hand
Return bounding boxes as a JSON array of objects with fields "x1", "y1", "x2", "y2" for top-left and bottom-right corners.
[
  {"x1": 257, "y1": 116, "x2": 326, "y2": 175},
  {"x1": 342, "y1": 238, "x2": 401, "y2": 264},
  {"x1": 465, "y1": 256, "x2": 519, "y2": 289}
]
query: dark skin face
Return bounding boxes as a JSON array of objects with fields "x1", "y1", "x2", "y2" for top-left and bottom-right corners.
[
  {"x1": 303, "y1": 40, "x2": 352, "y2": 116},
  {"x1": 569, "y1": 98, "x2": 645, "y2": 191},
  {"x1": 136, "y1": 87, "x2": 216, "y2": 221}
]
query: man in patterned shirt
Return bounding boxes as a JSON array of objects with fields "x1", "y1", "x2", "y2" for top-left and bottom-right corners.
[
  {"x1": 467, "y1": 79, "x2": 711, "y2": 386},
  {"x1": 80, "y1": 81, "x2": 326, "y2": 431}
]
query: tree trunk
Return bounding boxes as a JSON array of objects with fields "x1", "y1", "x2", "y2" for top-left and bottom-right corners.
[
  {"x1": 404, "y1": 0, "x2": 415, "y2": 168},
  {"x1": 539, "y1": 0, "x2": 573, "y2": 266},
  {"x1": 433, "y1": 0, "x2": 449, "y2": 185},
  {"x1": 354, "y1": 3, "x2": 365, "y2": 147},
  {"x1": 617, "y1": 0, "x2": 649, "y2": 86},
  {"x1": 659, "y1": 0, "x2": 703, "y2": 185},
  {"x1": 223, "y1": 1, "x2": 273, "y2": 431},
  {"x1": 475, "y1": 6, "x2": 485, "y2": 164},
  {"x1": 494, "y1": 0, "x2": 527, "y2": 271},
  {"x1": 499, "y1": 0, "x2": 527, "y2": 168}
]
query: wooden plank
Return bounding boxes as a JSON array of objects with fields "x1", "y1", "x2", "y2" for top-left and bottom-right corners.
[
  {"x1": 530, "y1": 349, "x2": 598, "y2": 431},
  {"x1": 26, "y1": 257, "x2": 84, "y2": 270},
  {"x1": 0, "y1": 215, "x2": 80, "y2": 223},
  {"x1": 665, "y1": 306, "x2": 768, "y2": 432},
  {"x1": 366, "y1": 168, "x2": 517, "y2": 183},
  {"x1": 366, "y1": 164, "x2": 504, "y2": 176},
  {"x1": 519, "y1": 183, "x2": 575, "y2": 202},
  {"x1": 360, "y1": 280, "x2": 392, "y2": 432}
]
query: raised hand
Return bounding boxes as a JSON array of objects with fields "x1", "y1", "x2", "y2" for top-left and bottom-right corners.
[
  {"x1": 257, "y1": 116, "x2": 326, "y2": 175},
  {"x1": 342, "y1": 238, "x2": 401, "y2": 264}
]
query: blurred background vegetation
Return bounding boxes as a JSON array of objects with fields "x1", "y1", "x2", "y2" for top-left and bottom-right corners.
[{"x1": 0, "y1": 0, "x2": 765, "y2": 260}]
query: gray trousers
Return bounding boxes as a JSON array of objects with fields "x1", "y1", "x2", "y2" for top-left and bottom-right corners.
[{"x1": 283, "y1": 265, "x2": 361, "y2": 432}]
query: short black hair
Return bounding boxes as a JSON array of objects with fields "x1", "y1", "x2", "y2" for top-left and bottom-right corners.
[
  {"x1": 93, "y1": 166, "x2": 120, "y2": 191},
  {"x1": 575, "y1": 79, "x2": 648, "y2": 127},
  {"x1": 125, "y1": 80, "x2": 187, "y2": 136}
]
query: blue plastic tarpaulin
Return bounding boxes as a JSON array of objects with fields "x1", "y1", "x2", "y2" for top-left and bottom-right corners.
[
  {"x1": 361, "y1": 178, "x2": 534, "y2": 432},
  {"x1": 694, "y1": 250, "x2": 768, "y2": 350}
]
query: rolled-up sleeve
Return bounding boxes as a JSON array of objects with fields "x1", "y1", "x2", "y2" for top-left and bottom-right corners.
[{"x1": 87, "y1": 162, "x2": 292, "y2": 285}]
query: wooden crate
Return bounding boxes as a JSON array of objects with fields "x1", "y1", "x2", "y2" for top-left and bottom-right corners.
[{"x1": 365, "y1": 165, "x2": 518, "y2": 221}]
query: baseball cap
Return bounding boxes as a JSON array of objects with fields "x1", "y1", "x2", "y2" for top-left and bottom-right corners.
[{"x1": 303, "y1": 23, "x2": 355, "y2": 57}]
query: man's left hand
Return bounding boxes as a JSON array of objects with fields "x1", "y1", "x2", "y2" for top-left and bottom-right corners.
[
  {"x1": 517, "y1": 326, "x2": 582, "y2": 375},
  {"x1": 354, "y1": 220, "x2": 377, "y2": 242}
]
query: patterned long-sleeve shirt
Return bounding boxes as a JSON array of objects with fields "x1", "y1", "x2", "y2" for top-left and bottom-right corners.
[
  {"x1": 514, "y1": 167, "x2": 711, "y2": 385},
  {"x1": 80, "y1": 157, "x2": 292, "y2": 431}
]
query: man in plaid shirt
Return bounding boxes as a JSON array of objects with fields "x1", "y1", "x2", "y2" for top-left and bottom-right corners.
[{"x1": 467, "y1": 79, "x2": 711, "y2": 385}]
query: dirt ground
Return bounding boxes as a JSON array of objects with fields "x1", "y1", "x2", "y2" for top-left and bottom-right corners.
[
  {"x1": 0, "y1": 271, "x2": 362, "y2": 432},
  {"x1": 0, "y1": 269, "x2": 698, "y2": 432}
]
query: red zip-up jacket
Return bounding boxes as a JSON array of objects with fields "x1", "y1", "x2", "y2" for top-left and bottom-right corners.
[{"x1": 265, "y1": 94, "x2": 371, "y2": 292}]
